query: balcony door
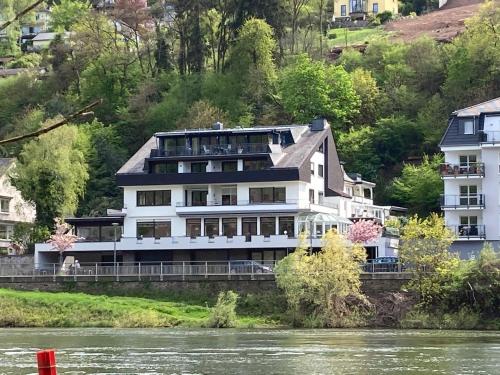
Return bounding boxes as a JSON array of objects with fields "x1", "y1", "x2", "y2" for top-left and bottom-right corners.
[
  {"x1": 190, "y1": 190, "x2": 208, "y2": 206},
  {"x1": 459, "y1": 185, "x2": 478, "y2": 206},
  {"x1": 459, "y1": 216, "x2": 478, "y2": 236}
]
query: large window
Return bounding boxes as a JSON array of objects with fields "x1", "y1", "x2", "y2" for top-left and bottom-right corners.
[
  {"x1": 373, "y1": 3, "x2": 378, "y2": 14},
  {"x1": 222, "y1": 218, "x2": 237, "y2": 238},
  {"x1": 101, "y1": 226, "x2": 123, "y2": 241},
  {"x1": 249, "y1": 187, "x2": 286, "y2": 204},
  {"x1": 0, "y1": 224, "x2": 11, "y2": 240},
  {"x1": 137, "y1": 190, "x2": 171, "y2": 206},
  {"x1": 191, "y1": 190, "x2": 208, "y2": 206},
  {"x1": 77, "y1": 226, "x2": 100, "y2": 241},
  {"x1": 279, "y1": 217, "x2": 294, "y2": 238},
  {"x1": 341, "y1": 4, "x2": 346, "y2": 16},
  {"x1": 153, "y1": 162, "x2": 178, "y2": 174},
  {"x1": 137, "y1": 221, "x2": 171, "y2": 239},
  {"x1": 243, "y1": 159, "x2": 270, "y2": 171},
  {"x1": 242, "y1": 217, "x2": 257, "y2": 242},
  {"x1": 459, "y1": 155, "x2": 477, "y2": 166},
  {"x1": 260, "y1": 217, "x2": 276, "y2": 237},
  {"x1": 221, "y1": 186, "x2": 237, "y2": 205},
  {"x1": 222, "y1": 161, "x2": 238, "y2": 172},
  {"x1": 186, "y1": 219, "x2": 201, "y2": 238},
  {"x1": 0, "y1": 198, "x2": 9, "y2": 213},
  {"x1": 191, "y1": 162, "x2": 207, "y2": 173},
  {"x1": 204, "y1": 218, "x2": 219, "y2": 238}
]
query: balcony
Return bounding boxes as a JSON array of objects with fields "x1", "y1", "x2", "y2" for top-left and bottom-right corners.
[
  {"x1": 480, "y1": 131, "x2": 500, "y2": 145},
  {"x1": 440, "y1": 194, "x2": 485, "y2": 209},
  {"x1": 449, "y1": 225, "x2": 486, "y2": 240},
  {"x1": 175, "y1": 199, "x2": 308, "y2": 215},
  {"x1": 157, "y1": 143, "x2": 270, "y2": 157},
  {"x1": 440, "y1": 163, "x2": 485, "y2": 178}
]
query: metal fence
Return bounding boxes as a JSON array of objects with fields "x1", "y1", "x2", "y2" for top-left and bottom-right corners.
[{"x1": 0, "y1": 260, "x2": 409, "y2": 281}]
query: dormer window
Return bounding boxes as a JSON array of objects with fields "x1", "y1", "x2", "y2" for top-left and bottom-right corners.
[
  {"x1": 459, "y1": 118, "x2": 474, "y2": 135},
  {"x1": 0, "y1": 198, "x2": 9, "y2": 213}
]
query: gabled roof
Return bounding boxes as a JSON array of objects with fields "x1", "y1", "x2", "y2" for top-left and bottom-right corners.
[{"x1": 452, "y1": 97, "x2": 500, "y2": 117}]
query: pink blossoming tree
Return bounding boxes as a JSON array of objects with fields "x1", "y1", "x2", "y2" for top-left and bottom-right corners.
[
  {"x1": 47, "y1": 218, "x2": 79, "y2": 264},
  {"x1": 347, "y1": 220, "x2": 382, "y2": 243}
]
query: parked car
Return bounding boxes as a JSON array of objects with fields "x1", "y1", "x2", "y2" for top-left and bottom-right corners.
[
  {"x1": 364, "y1": 257, "x2": 402, "y2": 272},
  {"x1": 230, "y1": 261, "x2": 273, "y2": 274}
]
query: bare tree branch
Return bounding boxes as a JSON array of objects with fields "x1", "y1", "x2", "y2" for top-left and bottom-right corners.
[
  {"x1": 0, "y1": 100, "x2": 102, "y2": 146},
  {"x1": 0, "y1": 0, "x2": 45, "y2": 33}
]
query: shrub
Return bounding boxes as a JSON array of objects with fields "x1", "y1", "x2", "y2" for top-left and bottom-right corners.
[
  {"x1": 328, "y1": 33, "x2": 338, "y2": 40},
  {"x1": 206, "y1": 291, "x2": 238, "y2": 328},
  {"x1": 376, "y1": 11, "x2": 393, "y2": 24}
]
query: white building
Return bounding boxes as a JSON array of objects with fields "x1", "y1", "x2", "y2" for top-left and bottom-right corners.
[
  {"x1": 35, "y1": 120, "x2": 403, "y2": 265},
  {"x1": 0, "y1": 159, "x2": 36, "y2": 254},
  {"x1": 439, "y1": 97, "x2": 500, "y2": 258}
]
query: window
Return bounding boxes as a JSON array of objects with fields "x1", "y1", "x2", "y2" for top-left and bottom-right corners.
[
  {"x1": 242, "y1": 217, "x2": 257, "y2": 241},
  {"x1": 137, "y1": 190, "x2": 171, "y2": 206},
  {"x1": 191, "y1": 162, "x2": 207, "y2": 173},
  {"x1": 249, "y1": 187, "x2": 286, "y2": 204},
  {"x1": 260, "y1": 217, "x2": 276, "y2": 237},
  {"x1": 459, "y1": 216, "x2": 479, "y2": 236},
  {"x1": 222, "y1": 161, "x2": 238, "y2": 172},
  {"x1": 309, "y1": 189, "x2": 315, "y2": 204},
  {"x1": 459, "y1": 155, "x2": 477, "y2": 166},
  {"x1": 137, "y1": 221, "x2": 171, "y2": 239},
  {"x1": 341, "y1": 4, "x2": 346, "y2": 16},
  {"x1": 373, "y1": 3, "x2": 378, "y2": 13},
  {"x1": 101, "y1": 226, "x2": 123, "y2": 241},
  {"x1": 318, "y1": 164, "x2": 324, "y2": 178},
  {"x1": 0, "y1": 198, "x2": 9, "y2": 213},
  {"x1": 0, "y1": 225, "x2": 11, "y2": 240},
  {"x1": 222, "y1": 218, "x2": 237, "y2": 238},
  {"x1": 186, "y1": 219, "x2": 201, "y2": 238},
  {"x1": 243, "y1": 159, "x2": 270, "y2": 171},
  {"x1": 221, "y1": 186, "x2": 237, "y2": 205},
  {"x1": 311, "y1": 162, "x2": 315, "y2": 175},
  {"x1": 318, "y1": 192, "x2": 324, "y2": 204},
  {"x1": 204, "y1": 218, "x2": 219, "y2": 238},
  {"x1": 77, "y1": 226, "x2": 100, "y2": 241},
  {"x1": 191, "y1": 190, "x2": 208, "y2": 206},
  {"x1": 460, "y1": 119, "x2": 474, "y2": 135},
  {"x1": 460, "y1": 185, "x2": 480, "y2": 206},
  {"x1": 279, "y1": 217, "x2": 294, "y2": 238},
  {"x1": 364, "y1": 188, "x2": 372, "y2": 199},
  {"x1": 153, "y1": 162, "x2": 178, "y2": 174}
]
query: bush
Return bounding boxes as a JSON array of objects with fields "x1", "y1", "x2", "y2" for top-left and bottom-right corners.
[
  {"x1": 328, "y1": 33, "x2": 338, "y2": 40},
  {"x1": 376, "y1": 11, "x2": 393, "y2": 24},
  {"x1": 206, "y1": 291, "x2": 238, "y2": 328}
]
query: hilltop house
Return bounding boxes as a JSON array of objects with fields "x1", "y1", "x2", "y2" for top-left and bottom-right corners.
[
  {"x1": 439, "y1": 97, "x2": 500, "y2": 258},
  {"x1": 34, "y1": 120, "x2": 403, "y2": 266},
  {"x1": 0, "y1": 159, "x2": 36, "y2": 254},
  {"x1": 332, "y1": 0, "x2": 399, "y2": 20}
]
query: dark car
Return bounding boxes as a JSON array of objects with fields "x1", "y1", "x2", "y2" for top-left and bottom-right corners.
[
  {"x1": 364, "y1": 257, "x2": 402, "y2": 272},
  {"x1": 230, "y1": 261, "x2": 273, "y2": 274}
]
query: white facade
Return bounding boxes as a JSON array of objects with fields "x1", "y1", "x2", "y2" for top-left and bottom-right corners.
[
  {"x1": 440, "y1": 99, "x2": 500, "y2": 257},
  {"x1": 0, "y1": 159, "x2": 36, "y2": 253}
]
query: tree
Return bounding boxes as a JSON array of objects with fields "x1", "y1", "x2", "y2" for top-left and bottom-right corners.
[
  {"x1": 399, "y1": 213, "x2": 457, "y2": 308},
  {"x1": 47, "y1": 217, "x2": 79, "y2": 264},
  {"x1": 347, "y1": 220, "x2": 381, "y2": 244},
  {"x1": 391, "y1": 155, "x2": 443, "y2": 216},
  {"x1": 49, "y1": 0, "x2": 91, "y2": 31},
  {"x1": 10, "y1": 125, "x2": 90, "y2": 229},
  {"x1": 350, "y1": 68, "x2": 380, "y2": 126},
  {"x1": 275, "y1": 231, "x2": 369, "y2": 327},
  {"x1": 278, "y1": 54, "x2": 360, "y2": 127},
  {"x1": 176, "y1": 100, "x2": 229, "y2": 130}
]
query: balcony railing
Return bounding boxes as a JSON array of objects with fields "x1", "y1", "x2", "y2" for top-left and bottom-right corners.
[
  {"x1": 440, "y1": 194, "x2": 485, "y2": 209},
  {"x1": 440, "y1": 163, "x2": 485, "y2": 177},
  {"x1": 176, "y1": 199, "x2": 299, "y2": 207},
  {"x1": 480, "y1": 131, "x2": 500, "y2": 144},
  {"x1": 448, "y1": 225, "x2": 486, "y2": 239},
  {"x1": 159, "y1": 143, "x2": 270, "y2": 157}
]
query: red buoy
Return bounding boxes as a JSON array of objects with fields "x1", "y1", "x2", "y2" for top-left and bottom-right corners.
[{"x1": 36, "y1": 350, "x2": 57, "y2": 375}]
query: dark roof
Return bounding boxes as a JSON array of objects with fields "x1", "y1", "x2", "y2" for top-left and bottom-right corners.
[{"x1": 65, "y1": 216, "x2": 124, "y2": 226}]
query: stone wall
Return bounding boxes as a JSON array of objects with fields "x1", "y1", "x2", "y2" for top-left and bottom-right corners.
[{"x1": 0, "y1": 255, "x2": 34, "y2": 265}]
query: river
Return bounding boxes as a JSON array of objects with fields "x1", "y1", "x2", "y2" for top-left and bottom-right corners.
[{"x1": 0, "y1": 328, "x2": 498, "y2": 374}]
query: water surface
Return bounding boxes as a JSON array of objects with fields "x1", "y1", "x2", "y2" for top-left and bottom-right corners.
[{"x1": 0, "y1": 328, "x2": 498, "y2": 374}]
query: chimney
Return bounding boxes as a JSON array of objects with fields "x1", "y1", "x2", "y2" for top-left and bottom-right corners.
[
  {"x1": 311, "y1": 118, "x2": 328, "y2": 131},
  {"x1": 212, "y1": 121, "x2": 224, "y2": 130}
]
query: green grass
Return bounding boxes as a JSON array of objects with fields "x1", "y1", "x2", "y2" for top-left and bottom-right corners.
[
  {"x1": 0, "y1": 288, "x2": 279, "y2": 328},
  {"x1": 328, "y1": 27, "x2": 388, "y2": 47}
]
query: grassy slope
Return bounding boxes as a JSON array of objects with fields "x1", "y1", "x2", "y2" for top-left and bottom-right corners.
[
  {"x1": 328, "y1": 27, "x2": 388, "y2": 47},
  {"x1": 0, "y1": 289, "x2": 278, "y2": 328}
]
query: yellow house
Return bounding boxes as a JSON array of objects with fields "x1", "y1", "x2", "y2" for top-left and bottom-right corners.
[{"x1": 333, "y1": 0, "x2": 399, "y2": 19}]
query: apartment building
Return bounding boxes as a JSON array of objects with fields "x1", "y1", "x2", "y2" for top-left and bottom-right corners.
[
  {"x1": 439, "y1": 97, "x2": 500, "y2": 258},
  {"x1": 35, "y1": 120, "x2": 402, "y2": 265}
]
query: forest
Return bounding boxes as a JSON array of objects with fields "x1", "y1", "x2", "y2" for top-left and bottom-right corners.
[{"x1": 0, "y1": 0, "x2": 499, "y2": 242}]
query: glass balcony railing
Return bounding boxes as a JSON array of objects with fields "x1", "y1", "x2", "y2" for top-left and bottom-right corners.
[
  {"x1": 448, "y1": 225, "x2": 486, "y2": 239},
  {"x1": 158, "y1": 143, "x2": 270, "y2": 157},
  {"x1": 439, "y1": 163, "x2": 485, "y2": 177},
  {"x1": 440, "y1": 194, "x2": 485, "y2": 209}
]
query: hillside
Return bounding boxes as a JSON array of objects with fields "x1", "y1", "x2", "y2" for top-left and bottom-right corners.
[{"x1": 386, "y1": 0, "x2": 486, "y2": 42}]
